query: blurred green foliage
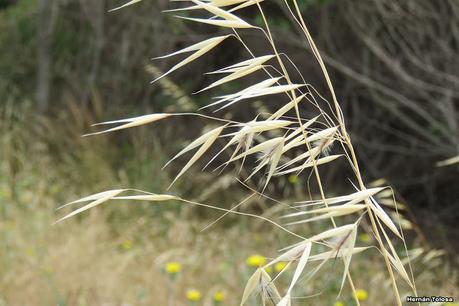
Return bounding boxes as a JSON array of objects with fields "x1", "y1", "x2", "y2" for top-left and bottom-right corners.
[{"x1": 0, "y1": 0, "x2": 37, "y2": 101}]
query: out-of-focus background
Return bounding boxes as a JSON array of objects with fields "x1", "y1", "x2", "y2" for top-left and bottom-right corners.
[{"x1": 0, "y1": 0, "x2": 458, "y2": 305}]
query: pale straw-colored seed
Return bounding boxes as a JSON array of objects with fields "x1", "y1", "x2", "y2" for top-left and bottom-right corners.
[
  {"x1": 169, "y1": 126, "x2": 225, "y2": 186},
  {"x1": 164, "y1": 125, "x2": 227, "y2": 168},
  {"x1": 109, "y1": 0, "x2": 142, "y2": 12},
  {"x1": 152, "y1": 35, "x2": 230, "y2": 83},
  {"x1": 274, "y1": 154, "x2": 342, "y2": 176},
  {"x1": 84, "y1": 113, "x2": 171, "y2": 136},
  {"x1": 436, "y1": 155, "x2": 459, "y2": 167}
]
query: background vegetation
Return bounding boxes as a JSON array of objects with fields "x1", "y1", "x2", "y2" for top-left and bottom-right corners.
[{"x1": 0, "y1": 0, "x2": 458, "y2": 305}]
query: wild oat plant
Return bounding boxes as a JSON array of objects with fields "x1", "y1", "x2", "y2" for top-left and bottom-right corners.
[{"x1": 58, "y1": 0, "x2": 417, "y2": 305}]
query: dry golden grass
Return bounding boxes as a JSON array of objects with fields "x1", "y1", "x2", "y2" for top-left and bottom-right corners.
[
  {"x1": 0, "y1": 106, "x2": 457, "y2": 305},
  {"x1": 1, "y1": 196, "x2": 457, "y2": 306},
  {"x1": 2, "y1": 1, "x2": 458, "y2": 305},
  {"x1": 47, "y1": 1, "x2": 459, "y2": 305},
  {"x1": 57, "y1": 0, "x2": 422, "y2": 304}
]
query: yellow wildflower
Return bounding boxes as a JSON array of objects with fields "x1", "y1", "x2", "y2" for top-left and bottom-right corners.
[
  {"x1": 274, "y1": 262, "x2": 287, "y2": 272},
  {"x1": 121, "y1": 239, "x2": 132, "y2": 250},
  {"x1": 288, "y1": 175, "x2": 298, "y2": 184},
  {"x1": 246, "y1": 254, "x2": 266, "y2": 267},
  {"x1": 214, "y1": 291, "x2": 225, "y2": 302},
  {"x1": 25, "y1": 247, "x2": 34, "y2": 257},
  {"x1": 186, "y1": 289, "x2": 201, "y2": 301},
  {"x1": 165, "y1": 262, "x2": 181, "y2": 274},
  {"x1": 334, "y1": 301, "x2": 344, "y2": 306},
  {"x1": 359, "y1": 233, "x2": 370, "y2": 243},
  {"x1": 264, "y1": 266, "x2": 272, "y2": 273},
  {"x1": 355, "y1": 289, "x2": 368, "y2": 301}
]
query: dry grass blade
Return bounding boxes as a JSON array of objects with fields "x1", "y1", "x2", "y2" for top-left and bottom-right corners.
[
  {"x1": 211, "y1": 0, "x2": 251, "y2": 6},
  {"x1": 268, "y1": 94, "x2": 306, "y2": 120},
  {"x1": 56, "y1": 190, "x2": 179, "y2": 223},
  {"x1": 215, "y1": 84, "x2": 306, "y2": 111},
  {"x1": 198, "y1": 59, "x2": 271, "y2": 93},
  {"x1": 296, "y1": 187, "x2": 385, "y2": 206},
  {"x1": 204, "y1": 77, "x2": 282, "y2": 109},
  {"x1": 226, "y1": 0, "x2": 264, "y2": 11},
  {"x1": 282, "y1": 116, "x2": 320, "y2": 142},
  {"x1": 284, "y1": 204, "x2": 365, "y2": 218},
  {"x1": 369, "y1": 196, "x2": 401, "y2": 238},
  {"x1": 56, "y1": 189, "x2": 127, "y2": 210},
  {"x1": 248, "y1": 84, "x2": 305, "y2": 98},
  {"x1": 190, "y1": 0, "x2": 249, "y2": 22},
  {"x1": 56, "y1": 189, "x2": 125, "y2": 223},
  {"x1": 259, "y1": 269, "x2": 281, "y2": 305},
  {"x1": 267, "y1": 242, "x2": 308, "y2": 266},
  {"x1": 269, "y1": 243, "x2": 311, "y2": 306},
  {"x1": 377, "y1": 218, "x2": 414, "y2": 288},
  {"x1": 436, "y1": 155, "x2": 459, "y2": 167},
  {"x1": 385, "y1": 249, "x2": 413, "y2": 288},
  {"x1": 309, "y1": 247, "x2": 370, "y2": 262},
  {"x1": 154, "y1": 36, "x2": 229, "y2": 60},
  {"x1": 166, "y1": 0, "x2": 261, "y2": 12},
  {"x1": 283, "y1": 126, "x2": 337, "y2": 152},
  {"x1": 305, "y1": 126, "x2": 338, "y2": 143},
  {"x1": 109, "y1": 0, "x2": 142, "y2": 12},
  {"x1": 243, "y1": 137, "x2": 285, "y2": 189},
  {"x1": 277, "y1": 295, "x2": 291, "y2": 306},
  {"x1": 278, "y1": 224, "x2": 355, "y2": 254},
  {"x1": 113, "y1": 194, "x2": 179, "y2": 201},
  {"x1": 308, "y1": 224, "x2": 356, "y2": 244},
  {"x1": 204, "y1": 119, "x2": 290, "y2": 169},
  {"x1": 169, "y1": 126, "x2": 224, "y2": 186},
  {"x1": 163, "y1": 4, "x2": 201, "y2": 13},
  {"x1": 240, "y1": 268, "x2": 262, "y2": 306},
  {"x1": 152, "y1": 35, "x2": 230, "y2": 83},
  {"x1": 286, "y1": 241, "x2": 311, "y2": 292},
  {"x1": 339, "y1": 225, "x2": 357, "y2": 292},
  {"x1": 283, "y1": 205, "x2": 366, "y2": 225},
  {"x1": 274, "y1": 155, "x2": 342, "y2": 176},
  {"x1": 207, "y1": 56, "x2": 275, "y2": 74},
  {"x1": 164, "y1": 125, "x2": 227, "y2": 168},
  {"x1": 85, "y1": 113, "x2": 171, "y2": 136},
  {"x1": 176, "y1": 16, "x2": 252, "y2": 28},
  {"x1": 279, "y1": 143, "x2": 329, "y2": 170},
  {"x1": 264, "y1": 139, "x2": 284, "y2": 188},
  {"x1": 229, "y1": 137, "x2": 284, "y2": 163},
  {"x1": 285, "y1": 116, "x2": 320, "y2": 141},
  {"x1": 175, "y1": 0, "x2": 253, "y2": 28},
  {"x1": 230, "y1": 119, "x2": 293, "y2": 133}
]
